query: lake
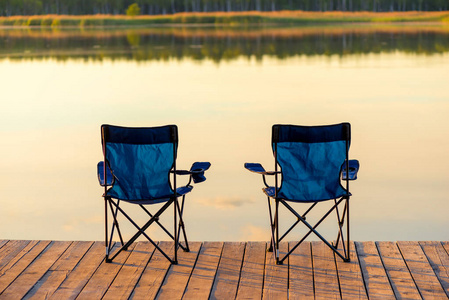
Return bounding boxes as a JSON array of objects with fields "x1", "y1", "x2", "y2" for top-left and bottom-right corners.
[{"x1": 1, "y1": 24, "x2": 448, "y2": 243}]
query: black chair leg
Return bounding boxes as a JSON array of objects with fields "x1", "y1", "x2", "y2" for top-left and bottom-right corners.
[
  {"x1": 177, "y1": 197, "x2": 190, "y2": 252},
  {"x1": 267, "y1": 197, "x2": 275, "y2": 253},
  {"x1": 275, "y1": 199, "x2": 282, "y2": 264}
]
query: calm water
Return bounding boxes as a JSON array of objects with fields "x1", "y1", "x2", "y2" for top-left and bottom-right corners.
[{"x1": 1, "y1": 25, "x2": 448, "y2": 242}]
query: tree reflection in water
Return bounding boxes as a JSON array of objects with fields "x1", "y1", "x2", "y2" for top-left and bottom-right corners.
[{"x1": 1, "y1": 24, "x2": 449, "y2": 62}]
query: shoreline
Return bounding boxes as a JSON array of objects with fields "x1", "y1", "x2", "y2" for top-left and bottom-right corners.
[{"x1": 1, "y1": 11, "x2": 449, "y2": 27}]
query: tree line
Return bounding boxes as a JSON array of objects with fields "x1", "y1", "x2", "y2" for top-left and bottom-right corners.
[{"x1": 1, "y1": 0, "x2": 448, "y2": 16}]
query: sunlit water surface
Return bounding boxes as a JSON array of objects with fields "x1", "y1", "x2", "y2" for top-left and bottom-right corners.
[{"x1": 1, "y1": 27, "x2": 448, "y2": 242}]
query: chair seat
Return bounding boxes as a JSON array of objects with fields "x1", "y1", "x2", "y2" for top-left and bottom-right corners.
[
  {"x1": 263, "y1": 187, "x2": 350, "y2": 203},
  {"x1": 120, "y1": 186, "x2": 193, "y2": 204},
  {"x1": 263, "y1": 187, "x2": 276, "y2": 198}
]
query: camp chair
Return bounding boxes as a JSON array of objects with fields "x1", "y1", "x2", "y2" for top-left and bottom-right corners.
[
  {"x1": 98, "y1": 124, "x2": 210, "y2": 264},
  {"x1": 245, "y1": 123, "x2": 359, "y2": 265}
]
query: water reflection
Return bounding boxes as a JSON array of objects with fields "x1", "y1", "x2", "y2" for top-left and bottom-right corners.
[
  {"x1": 1, "y1": 24, "x2": 449, "y2": 62},
  {"x1": 0, "y1": 25, "x2": 448, "y2": 243}
]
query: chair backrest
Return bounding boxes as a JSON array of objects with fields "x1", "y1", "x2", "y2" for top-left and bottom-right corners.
[
  {"x1": 101, "y1": 124, "x2": 177, "y2": 201},
  {"x1": 272, "y1": 123, "x2": 350, "y2": 202}
]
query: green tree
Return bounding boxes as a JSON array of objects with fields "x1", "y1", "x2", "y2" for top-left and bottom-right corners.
[{"x1": 126, "y1": 2, "x2": 141, "y2": 15}]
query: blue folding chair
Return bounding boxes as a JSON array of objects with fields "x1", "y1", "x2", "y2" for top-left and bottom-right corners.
[
  {"x1": 245, "y1": 123, "x2": 359, "y2": 264},
  {"x1": 98, "y1": 124, "x2": 210, "y2": 264}
]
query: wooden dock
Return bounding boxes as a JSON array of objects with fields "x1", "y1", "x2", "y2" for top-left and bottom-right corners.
[{"x1": 0, "y1": 240, "x2": 448, "y2": 299}]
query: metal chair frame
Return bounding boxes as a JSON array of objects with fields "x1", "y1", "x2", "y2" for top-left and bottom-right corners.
[
  {"x1": 246, "y1": 123, "x2": 358, "y2": 265},
  {"x1": 267, "y1": 135, "x2": 351, "y2": 264},
  {"x1": 99, "y1": 125, "x2": 208, "y2": 264},
  {"x1": 266, "y1": 196, "x2": 350, "y2": 264}
]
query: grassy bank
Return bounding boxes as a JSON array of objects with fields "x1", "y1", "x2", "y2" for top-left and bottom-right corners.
[{"x1": 1, "y1": 11, "x2": 449, "y2": 27}]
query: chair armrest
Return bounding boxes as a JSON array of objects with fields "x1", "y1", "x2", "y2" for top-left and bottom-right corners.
[
  {"x1": 97, "y1": 161, "x2": 114, "y2": 186},
  {"x1": 244, "y1": 163, "x2": 278, "y2": 175},
  {"x1": 172, "y1": 162, "x2": 211, "y2": 184},
  {"x1": 190, "y1": 162, "x2": 211, "y2": 183},
  {"x1": 341, "y1": 160, "x2": 360, "y2": 180},
  {"x1": 244, "y1": 163, "x2": 279, "y2": 188},
  {"x1": 172, "y1": 170, "x2": 191, "y2": 175}
]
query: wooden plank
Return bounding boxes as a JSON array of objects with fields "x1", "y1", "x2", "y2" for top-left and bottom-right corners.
[
  {"x1": 210, "y1": 242, "x2": 245, "y2": 300},
  {"x1": 23, "y1": 241, "x2": 93, "y2": 300},
  {"x1": 398, "y1": 241, "x2": 447, "y2": 299},
  {"x1": 103, "y1": 241, "x2": 156, "y2": 300},
  {"x1": 311, "y1": 241, "x2": 340, "y2": 300},
  {"x1": 288, "y1": 241, "x2": 314, "y2": 299},
  {"x1": 129, "y1": 241, "x2": 174, "y2": 299},
  {"x1": 0, "y1": 240, "x2": 50, "y2": 295},
  {"x1": 0, "y1": 240, "x2": 34, "y2": 273},
  {"x1": 376, "y1": 241, "x2": 421, "y2": 299},
  {"x1": 336, "y1": 241, "x2": 368, "y2": 299},
  {"x1": 0, "y1": 241, "x2": 39, "y2": 275},
  {"x1": 263, "y1": 242, "x2": 288, "y2": 300},
  {"x1": 0, "y1": 240, "x2": 8, "y2": 249},
  {"x1": 1, "y1": 239, "x2": 447, "y2": 299},
  {"x1": 75, "y1": 243, "x2": 135, "y2": 299},
  {"x1": 442, "y1": 242, "x2": 449, "y2": 255},
  {"x1": 156, "y1": 241, "x2": 202, "y2": 299},
  {"x1": 420, "y1": 241, "x2": 449, "y2": 298},
  {"x1": 1, "y1": 241, "x2": 72, "y2": 299},
  {"x1": 442, "y1": 241, "x2": 449, "y2": 292},
  {"x1": 441, "y1": 241, "x2": 449, "y2": 296},
  {"x1": 48, "y1": 241, "x2": 108, "y2": 300},
  {"x1": 235, "y1": 242, "x2": 266, "y2": 300},
  {"x1": 183, "y1": 241, "x2": 224, "y2": 299},
  {"x1": 355, "y1": 241, "x2": 395, "y2": 299}
]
